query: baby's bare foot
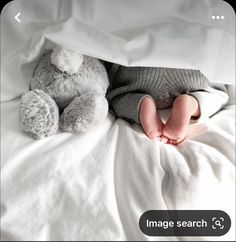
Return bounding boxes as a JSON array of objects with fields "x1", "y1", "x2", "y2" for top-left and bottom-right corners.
[
  {"x1": 139, "y1": 96, "x2": 164, "y2": 139},
  {"x1": 161, "y1": 118, "x2": 188, "y2": 145},
  {"x1": 161, "y1": 94, "x2": 200, "y2": 145}
]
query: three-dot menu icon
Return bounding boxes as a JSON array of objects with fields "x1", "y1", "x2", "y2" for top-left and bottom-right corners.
[{"x1": 212, "y1": 16, "x2": 224, "y2": 20}]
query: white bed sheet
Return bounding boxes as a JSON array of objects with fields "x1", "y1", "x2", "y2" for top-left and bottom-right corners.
[{"x1": 1, "y1": 99, "x2": 235, "y2": 241}]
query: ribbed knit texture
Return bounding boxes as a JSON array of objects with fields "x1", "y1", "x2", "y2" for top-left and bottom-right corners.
[
  {"x1": 106, "y1": 64, "x2": 226, "y2": 109},
  {"x1": 105, "y1": 63, "x2": 228, "y2": 123}
]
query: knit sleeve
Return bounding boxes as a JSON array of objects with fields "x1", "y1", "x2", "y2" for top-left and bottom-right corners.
[
  {"x1": 110, "y1": 93, "x2": 152, "y2": 123},
  {"x1": 188, "y1": 87, "x2": 229, "y2": 122}
]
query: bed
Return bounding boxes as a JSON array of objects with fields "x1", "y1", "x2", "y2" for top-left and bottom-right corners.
[{"x1": 1, "y1": 0, "x2": 235, "y2": 241}]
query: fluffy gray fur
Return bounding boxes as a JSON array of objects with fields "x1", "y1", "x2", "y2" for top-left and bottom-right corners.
[
  {"x1": 19, "y1": 49, "x2": 109, "y2": 139},
  {"x1": 19, "y1": 89, "x2": 59, "y2": 139},
  {"x1": 60, "y1": 93, "x2": 108, "y2": 133}
]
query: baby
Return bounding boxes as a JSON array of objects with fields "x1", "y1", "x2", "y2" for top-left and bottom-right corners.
[{"x1": 105, "y1": 63, "x2": 229, "y2": 144}]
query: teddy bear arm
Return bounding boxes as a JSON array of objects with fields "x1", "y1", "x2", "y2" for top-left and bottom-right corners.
[{"x1": 60, "y1": 93, "x2": 108, "y2": 133}]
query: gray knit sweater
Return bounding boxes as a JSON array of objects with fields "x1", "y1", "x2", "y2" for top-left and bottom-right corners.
[{"x1": 105, "y1": 63, "x2": 229, "y2": 123}]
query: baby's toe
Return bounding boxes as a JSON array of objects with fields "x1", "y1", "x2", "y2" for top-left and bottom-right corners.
[
  {"x1": 168, "y1": 139, "x2": 175, "y2": 144},
  {"x1": 169, "y1": 138, "x2": 184, "y2": 145},
  {"x1": 176, "y1": 138, "x2": 184, "y2": 144},
  {"x1": 160, "y1": 135, "x2": 168, "y2": 143},
  {"x1": 173, "y1": 140, "x2": 178, "y2": 145}
]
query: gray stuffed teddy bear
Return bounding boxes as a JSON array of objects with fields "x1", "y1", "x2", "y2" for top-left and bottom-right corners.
[{"x1": 19, "y1": 46, "x2": 109, "y2": 139}]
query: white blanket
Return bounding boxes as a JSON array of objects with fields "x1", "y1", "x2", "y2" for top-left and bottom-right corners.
[
  {"x1": 1, "y1": 0, "x2": 235, "y2": 102},
  {"x1": 1, "y1": 99, "x2": 235, "y2": 241}
]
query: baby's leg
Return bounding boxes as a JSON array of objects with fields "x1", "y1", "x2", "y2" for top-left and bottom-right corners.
[
  {"x1": 161, "y1": 94, "x2": 200, "y2": 144},
  {"x1": 139, "y1": 97, "x2": 164, "y2": 139}
]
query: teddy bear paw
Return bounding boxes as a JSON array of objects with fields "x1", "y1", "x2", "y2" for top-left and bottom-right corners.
[
  {"x1": 60, "y1": 93, "x2": 108, "y2": 133},
  {"x1": 19, "y1": 89, "x2": 59, "y2": 139}
]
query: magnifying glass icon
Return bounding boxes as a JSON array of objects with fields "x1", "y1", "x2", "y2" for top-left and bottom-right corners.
[{"x1": 215, "y1": 220, "x2": 221, "y2": 227}]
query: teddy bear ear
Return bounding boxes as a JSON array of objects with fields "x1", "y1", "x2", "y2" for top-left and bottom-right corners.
[{"x1": 51, "y1": 46, "x2": 84, "y2": 74}]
